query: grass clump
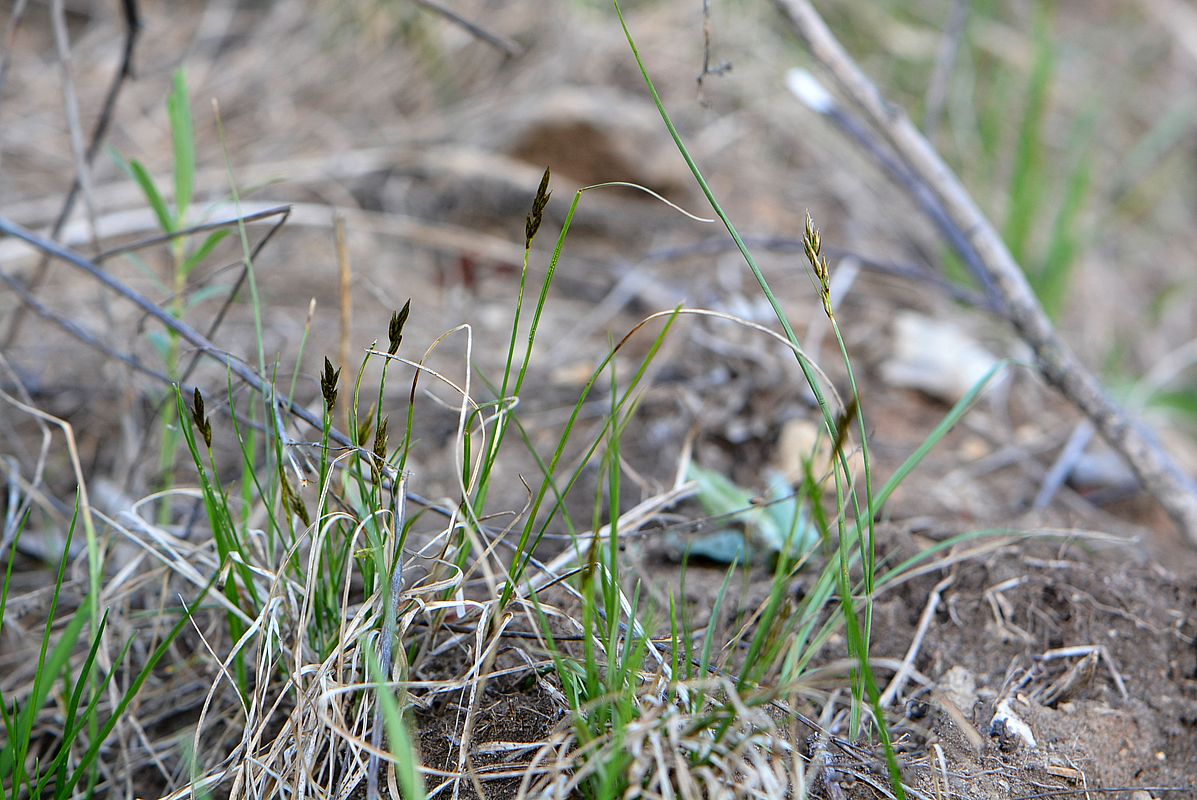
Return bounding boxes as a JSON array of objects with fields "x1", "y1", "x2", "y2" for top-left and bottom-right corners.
[
  {"x1": 0, "y1": 10, "x2": 1024, "y2": 800},
  {"x1": 1, "y1": 498, "x2": 212, "y2": 800}
]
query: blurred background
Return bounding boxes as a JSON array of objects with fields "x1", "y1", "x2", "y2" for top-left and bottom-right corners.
[
  {"x1": 4, "y1": 3, "x2": 1197, "y2": 797},
  {"x1": 3, "y1": 0, "x2": 1197, "y2": 540}
]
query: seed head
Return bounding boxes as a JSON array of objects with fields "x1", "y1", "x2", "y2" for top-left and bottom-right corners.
[
  {"x1": 191, "y1": 386, "x2": 213, "y2": 449},
  {"x1": 388, "y1": 300, "x2": 411, "y2": 356},
  {"x1": 321, "y1": 358, "x2": 341, "y2": 411},
  {"x1": 803, "y1": 211, "x2": 833, "y2": 319},
  {"x1": 525, "y1": 167, "x2": 552, "y2": 248},
  {"x1": 370, "y1": 416, "x2": 390, "y2": 484},
  {"x1": 372, "y1": 415, "x2": 389, "y2": 461},
  {"x1": 281, "y1": 473, "x2": 311, "y2": 527}
]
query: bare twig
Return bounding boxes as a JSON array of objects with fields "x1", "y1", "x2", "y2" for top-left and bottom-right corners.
[
  {"x1": 774, "y1": 0, "x2": 1197, "y2": 545},
  {"x1": 50, "y1": 0, "x2": 100, "y2": 255},
  {"x1": 0, "y1": 1, "x2": 30, "y2": 105},
  {"x1": 1033, "y1": 420, "x2": 1095, "y2": 510},
  {"x1": 177, "y1": 206, "x2": 291, "y2": 387},
  {"x1": 93, "y1": 205, "x2": 289, "y2": 263},
  {"x1": 0, "y1": 266, "x2": 174, "y2": 390},
  {"x1": 922, "y1": 0, "x2": 972, "y2": 139},
  {"x1": 413, "y1": 0, "x2": 522, "y2": 57},
  {"x1": 931, "y1": 743, "x2": 950, "y2": 800},
  {"x1": 116, "y1": 205, "x2": 292, "y2": 493},
  {"x1": 786, "y1": 68, "x2": 1000, "y2": 310},
  {"x1": 697, "y1": 0, "x2": 732, "y2": 92},
  {"x1": 1036, "y1": 644, "x2": 1128, "y2": 701},
  {"x1": 1, "y1": 0, "x2": 141, "y2": 348},
  {"x1": 0, "y1": 214, "x2": 457, "y2": 520}
]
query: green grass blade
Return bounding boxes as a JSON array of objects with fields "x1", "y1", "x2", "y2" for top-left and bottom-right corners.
[
  {"x1": 1003, "y1": 6, "x2": 1054, "y2": 264},
  {"x1": 499, "y1": 301, "x2": 681, "y2": 607},
  {"x1": 61, "y1": 575, "x2": 217, "y2": 797},
  {"x1": 0, "y1": 511, "x2": 25, "y2": 637},
  {"x1": 1037, "y1": 112, "x2": 1095, "y2": 318},
  {"x1": 129, "y1": 159, "x2": 174, "y2": 233},
  {"x1": 873, "y1": 360, "x2": 1012, "y2": 515},
  {"x1": 876, "y1": 527, "x2": 1015, "y2": 589},
  {"x1": 167, "y1": 70, "x2": 196, "y2": 225},
  {"x1": 181, "y1": 229, "x2": 231, "y2": 278},
  {"x1": 45, "y1": 608, "x2": 110, "y2": 796},
  {"x1": 0, "y1": 522, "x2": 24, "y2": 781},
  {"x1": 613, "y1": 4, "x2": 913, "y2": 794},
  {"x1": 7, "y1": 510, "x2": 86, "y2": 785},
  {"x1": 366, "y1": 643, "x2": 426, "y2": 800}
]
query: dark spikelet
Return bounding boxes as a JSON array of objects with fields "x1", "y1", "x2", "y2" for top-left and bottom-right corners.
[
  {"x1": 371, "y1": 416, "x2": 390, "y2": 484},
  {"x1": 321, "y1": 358, "x2": 341, "y2": 410},
  {"x1": 525, "y1": 166, "x2": 551, "y2": 247},
  {"x1": 294, "y1": 496, "x2": 312, "y2": 527},
  {"x1": 831, "y1": 396, "x2": 859, "y2": 461},
  {"x1": 281, "y1": 474, "x2": 311, "y2": 527},
  {"x1": 373, "y1": 415, "x2": 389, "y2": 461},
  {"x1": 388, "y1": 300, "x2": 411, "y2": 356},
  {"x1": 191, "y1": 387, "x2": 212, "y2": 449},
  {"x1": 192, "y1": 386, "x2": 205, "y2": 420}
]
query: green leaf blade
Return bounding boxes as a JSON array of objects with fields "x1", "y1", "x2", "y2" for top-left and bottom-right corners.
[
  {"x1": 167, "y1": 70, "x2": 196, "y2": 225},
  {"x1": 129, "y1": 159, "x2": 174, "y2": 233}
]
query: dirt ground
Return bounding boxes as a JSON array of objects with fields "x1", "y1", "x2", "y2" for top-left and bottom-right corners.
[{"x1": 2, "y1": 1, "x2": 1197, "y2": 798}]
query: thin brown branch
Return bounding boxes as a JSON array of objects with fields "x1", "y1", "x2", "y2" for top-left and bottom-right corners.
[
  {"x1": 0, "y1": 214, "x2": 456, "y2": 522},
  {"x1": 1, "y1": 0, "x2": 142, "y2": 348},
  {"x1": 51, "y1": 0, "x2": 100, "y2": 256},
  {"x1": 773, "y1": 0, "x2": 1197, "y2": 546},
  {"x1": 786, "y1": 68, "x2": 1001, "y2": 309},
  {"x1": 0, "y1": 0, "x2": 31, "y2": 108},
  {"x1": 93, "y1": 204, "x2": 289, "y2": 263},
  {"x1": 413, "y1": 0, "x2": 522, "y2": 57},
  {"x1": 113, "y1": 206, "x2": 291, "y2": 492},
  {"x1": 0, "y1": 266, "x2": 175, "y2": 390},
  {"x1": 177, "y1": 206, "x2": 291, "y2": 386}
]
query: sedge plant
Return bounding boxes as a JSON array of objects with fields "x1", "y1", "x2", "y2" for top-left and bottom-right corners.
[{"x1": 120, "y1": 71, "x2": 231, "y2": 498}]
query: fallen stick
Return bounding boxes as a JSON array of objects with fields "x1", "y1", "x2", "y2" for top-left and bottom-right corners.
[{"x1": 773, "y1": 0, "x2": 1197, "y2": 546}]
